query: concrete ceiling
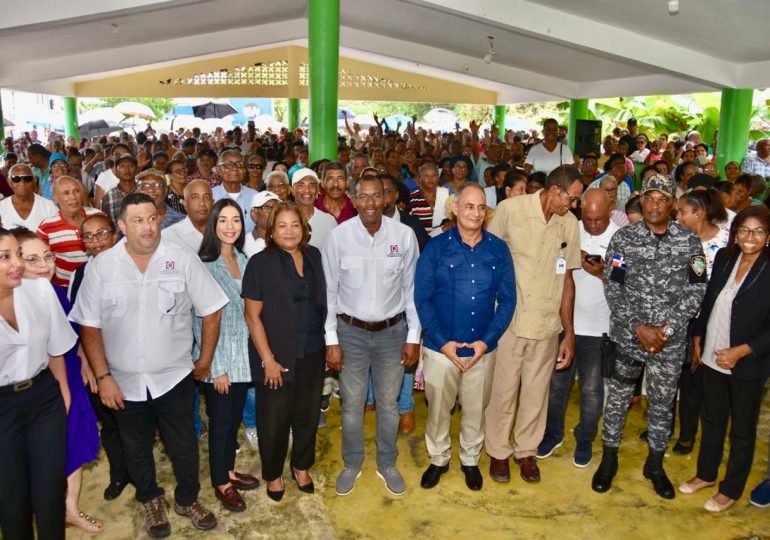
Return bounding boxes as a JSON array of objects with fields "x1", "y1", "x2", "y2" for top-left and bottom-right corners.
[{"x1": 1, "y1": 0, "x2": 768, "y2": 103}]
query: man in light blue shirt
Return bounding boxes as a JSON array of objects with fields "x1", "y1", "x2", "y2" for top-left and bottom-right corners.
[{"x1": 212, "y1": 149, "x2": 257, "y2": 232}]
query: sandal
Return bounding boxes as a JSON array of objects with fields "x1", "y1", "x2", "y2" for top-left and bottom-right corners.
[{"x1": 66, "y1": 511, "x2": 104, "y2": 533}]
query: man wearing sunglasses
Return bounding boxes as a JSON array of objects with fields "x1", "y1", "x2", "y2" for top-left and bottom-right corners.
[{"x1": 0, "y1": 163, "x2": 57, "y2": 230}]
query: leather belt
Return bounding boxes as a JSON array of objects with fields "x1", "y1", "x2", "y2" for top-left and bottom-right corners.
[
  {"x1": 338, "y1": 313, "x2": 403, "y2": 332},
  {"x1": 0, "y1": 369, "x2": 47, "y2": 395}
]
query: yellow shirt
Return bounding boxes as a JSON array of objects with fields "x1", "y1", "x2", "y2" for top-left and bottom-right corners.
[{"x1": 488, "y1": 191, "x2": 581, "y2": 340}]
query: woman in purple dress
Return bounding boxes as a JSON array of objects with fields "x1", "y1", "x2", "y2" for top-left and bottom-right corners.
[{"x1": 13, "y1": 228, "x2": 102, "y2": 533}]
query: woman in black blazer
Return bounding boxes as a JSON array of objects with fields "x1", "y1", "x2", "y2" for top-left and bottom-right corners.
[
  {"x1": 679, "y1": 206, "x2": 770, "y2": 512},
  {"x1": 242, "y1": 201, "x2": 327, "y2": 502}
]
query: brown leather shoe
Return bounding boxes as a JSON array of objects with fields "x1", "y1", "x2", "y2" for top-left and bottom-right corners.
[
  {"x1": 489, "y1": 457, "x2": 510, "y2": 483},
  {"x1": 215, "y1": 486, "x2": 245, "y2": 512},
  {"x1": 515, "y1": 456, "x2": 541, "y2": 483},
  {"x1": 230, "y1": 471, "x2": 260, "y2": 491},
  {"x1": 398, "y1": 411, "x2": 415, "y2": 435}
]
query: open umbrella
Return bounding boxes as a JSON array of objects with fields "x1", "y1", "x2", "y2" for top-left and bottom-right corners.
[
  {"x1": 192, "y1": 102, "x2": 237, "y2": 120},
  {"x1": 79, "y1": 107, "x2": 123, "y2": 125},
  {"x1": 384, "y1": 114, "x2": 413, "y2": 128},
  {"x1": 79, "y1": 120, "x2": 123, "y2": 138},
  {"x1": 114, "y1": 101, "x2": 155, "y2": 119},
  {"x1": 3, "y1": 118, "x2": 14, "y2": 127}
]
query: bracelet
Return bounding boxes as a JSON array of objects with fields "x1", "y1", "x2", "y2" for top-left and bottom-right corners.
[{"x1": 96, "y1": 371, "x2": 112, "y2": 381}]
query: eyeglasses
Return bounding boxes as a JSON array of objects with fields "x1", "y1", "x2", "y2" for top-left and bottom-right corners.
[
  {"x1": 138, "y1": 182, "x2": 165, "y2": 190},
  {"x1": 354, "y1": 193, "x2": 384, "y2": 203},
  {"x1": 561, "y1": 190, "x2": 580, "y2": 205},
  {"x1": 736, "y1": 227, "x2": 768, "y2": 239},
  {"x1": 24, "y1": 253, "x2": 55, "y2": 267},
  {"x1": 10, "y1": 175, "x2": 35, "y2": 183},
  {"x1": 247, "y1": 163, "x2": 264, "y2": 170},
  {"x1": 267, "y1": 183, "x2": 289, "y2": 190},
  {"x1": 219, "y1": 161, "x2": 245, "y2": 169},
  {"x1": 82, "y1": 229, "x2": 112, "y2": 242}
]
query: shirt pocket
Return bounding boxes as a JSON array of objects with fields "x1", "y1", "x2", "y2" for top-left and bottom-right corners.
[
  {"x1": 157, "y1": 277, "x2": 188, "y2": 315},
  {"x1": 100, "y1": 284, "x2": 127, "y2": 320},
  {"x1": 340, "y1": 257, "x2": 364, "y2": 290},
  {"x1": 382, "y1": 256, "x2": 404, "y2": 287}
]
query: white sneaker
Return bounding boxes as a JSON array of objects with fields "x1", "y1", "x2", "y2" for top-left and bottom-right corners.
[{"x1": 244, "y1": 428, "x2": 259, "y2": 452}]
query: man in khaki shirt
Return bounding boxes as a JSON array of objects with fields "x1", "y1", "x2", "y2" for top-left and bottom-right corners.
[{"x1": 484, "y1": 165, "x2": 582, "y2": 484}]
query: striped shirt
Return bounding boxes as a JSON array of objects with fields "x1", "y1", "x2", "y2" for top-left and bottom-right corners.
[
  {"x1": 36, "y1": 207, "x2": 104, "y2": 287},
  {"x1": 408, "y1": 186, "x2": 449, "y2": 235}
]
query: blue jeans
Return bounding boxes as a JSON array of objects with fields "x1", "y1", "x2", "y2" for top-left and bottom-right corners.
[
  {"x1": 543, "y1": 334, "x2": 604, "y2": 444},
  {"x1": 339, "y1": 318, "x2": 405, "y2": 469},
  {"x1": 242, "y1": 387, "x2": 257, "y2": 429},
  {"x1": 365, "y1": 368, "x2": 414, "y2": 414}
]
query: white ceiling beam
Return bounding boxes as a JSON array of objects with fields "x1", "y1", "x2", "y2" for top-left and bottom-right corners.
[
  {"x1": 418, "y1": 0, "x2": 739, "y2": 91},
  {"x1": 340, "y1": 26, "x2": 578, "y2": 101},
  {"x1": 0, "y1": 0, "x2": 181, "y2": 29},
  {"x1": 576, "y1": 75, "x2": 721, "y2": 102}
]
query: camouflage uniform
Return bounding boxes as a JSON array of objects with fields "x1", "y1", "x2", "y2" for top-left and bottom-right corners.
[{"x1": 601, "y1": 219, "x2": 707, "y2": 452}]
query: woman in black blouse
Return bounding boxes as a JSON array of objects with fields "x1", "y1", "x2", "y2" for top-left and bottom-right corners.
[{"x1": 242, "y1": 201, "x2": 326, "y2": 501}]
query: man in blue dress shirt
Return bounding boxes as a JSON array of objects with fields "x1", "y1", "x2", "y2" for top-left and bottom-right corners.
[{"x1": 415, "y1": 182, "x2": 516, "y2": 491}]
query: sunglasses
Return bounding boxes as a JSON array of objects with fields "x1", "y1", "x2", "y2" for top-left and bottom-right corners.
[
  {"x1": 247, "y1": 164, "x2": 264, "y2": 170},
  {"x1": 10, "y1": 175, "x2": 35, "y2": 183}
]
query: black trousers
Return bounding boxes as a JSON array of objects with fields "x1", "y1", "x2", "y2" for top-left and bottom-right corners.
[
  {"x1": 87, "y1": 387, "x2": 129, "y2": 484},
  {"x1": 256, "y1": 350, "x2": 324, "y2": 481},
  {"x1": 114, "y1": 374, "x2": 200, "y2": 506},
  {"x1": 203, "y1": 381, "x2": 249, "y2": 487},
  {"x1": 677, "y1": 364, "x2": 703, "y2": 443},
  {"x1": 696, "y1": 366, "x2": 766, "y2": 500},
  {"x1": 0, "y1": 370, "x2": 67, "y2": 540}
]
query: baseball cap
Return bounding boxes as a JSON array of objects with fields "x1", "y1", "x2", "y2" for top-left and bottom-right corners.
[
  {"x1": 48, "y1": 152, "x2": 68, "y2": 166},
  {"x1": 287, "y1": 163, "x2": 305, "y2": 181},
  {"x1": 250, "y1": 191, "x2": 281, "y2": 209},
  {"x1": 114, "y1": 153, "x2": 138, "y2": 165},
  {"x1": 135, "y1": 168, "x2": 166, "y2": 183},
  {"x1": 627, "y1": 118, "x2": 638, "y2": 126},
  {"x1": 291, "y1": 167, "x2": 320, "y2": 186},
  {"x1": 641, "y1": 173, "x2": 675, "y2": 199}
]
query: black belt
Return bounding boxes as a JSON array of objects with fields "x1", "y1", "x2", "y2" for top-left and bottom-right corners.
[
  {"x1": 339, "y1": 313, "x2": 403, "y2": 332},
  {"x1": 0, "y1": 369, "x2": 48, "y2": 395}
]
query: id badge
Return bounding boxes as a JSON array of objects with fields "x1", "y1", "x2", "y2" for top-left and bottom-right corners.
[{"x1": 556, "y1": 257, "x2": 567, "y2": 275}]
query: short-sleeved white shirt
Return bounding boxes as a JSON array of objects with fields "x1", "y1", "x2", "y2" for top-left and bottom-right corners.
[
  {"x1": 308, "y1": 208, "x2": 337, "y2": 250},
  {"x1": 0, "y1": 194, "x2": 58, "y2": 230},
  {"x1": 69, "y1": 238, "x2": 229, "y2": 401},
  {"x1": 574, "y1": 221, "x2": 619, "y2": 337},
  {"x1": 524, "y1": 142, "x2": 574, "y2": 174},
  {"x1": 162, "y1": 217, "x2": 203, "y2": 254},
  {"x1": 0, "y1": 278, "x2": 77, "y2": 385}
]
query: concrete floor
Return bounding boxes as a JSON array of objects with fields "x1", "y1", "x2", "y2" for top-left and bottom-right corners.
[{"x1": 69, "y1": 388, "x2": 770, "y2": 540}]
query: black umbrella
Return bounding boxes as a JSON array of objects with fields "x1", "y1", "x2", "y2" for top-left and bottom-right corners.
[
  {"x1": 79, "y1": 119, "x2": 123, "y2": 138},
  {"x1": 192, "y1": 102, "x2": 237, "y2": 119}
]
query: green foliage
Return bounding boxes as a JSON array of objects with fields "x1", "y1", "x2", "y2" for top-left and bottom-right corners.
[{"x1": 82, "y1": 98, "x2": 175, "y2": 119}]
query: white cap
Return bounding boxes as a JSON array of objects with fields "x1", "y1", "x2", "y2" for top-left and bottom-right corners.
[
  {"x1": 250, "y1": 191, "x2": 281, "y2": 209},
  {"x1": 291, "y1": 167, "x2": 320, "y2": 186}
]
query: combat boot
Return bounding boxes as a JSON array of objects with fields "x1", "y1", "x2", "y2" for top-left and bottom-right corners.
[
  {"x1": 591, "y1": 445, "x2": 618, "y2": 493},
  {"x1": 643, "y1": 450, "x2": 675, "y2": 499}
]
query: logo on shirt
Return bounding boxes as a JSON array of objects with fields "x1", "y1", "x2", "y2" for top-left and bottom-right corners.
[
  {"x1": 387, "y1": 244, "x2": 402, "y2": 257},
  {"x1": 163, "y1": 260, "x2": 176, "y2": 273}
]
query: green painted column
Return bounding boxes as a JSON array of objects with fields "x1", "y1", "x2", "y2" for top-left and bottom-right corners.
[
  {"x1": 63, "y1": 97, "x2": 79, "y2": 140},
  {"x1": 308, "y1": 0, "x2": 339, "y2": 162},
  {"x1": 288, "y1": 98, "x2": 301, "y2": 132},
  {"x1": 716, "y1": 88, "x2": 753, "y2": 173},
  {"x1": 494, "y1": 104, "x2": 506, "y2": 139},
  {"x1": 567, "y1": 98, "x2": 589, "y2": 154}
]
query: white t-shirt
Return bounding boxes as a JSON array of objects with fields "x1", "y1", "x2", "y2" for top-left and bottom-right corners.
[
  {"x1": 95, "y1": 168, "x2": 119, "y2": 194},
  {"x1": 0, "y1": 278, "x2": 77, "y2": 385},
  {"x1": 525, "y1": 142, "x2": 574, "y2": 174},
  {"x1": 308, "y1": 208, "x2": 337, "y2": 250},
  {"x1": 573, "y1": 220, "x2": 619, "y2": 337},
  {"x1": 630, "y1": 148, "x2": 650, "y2": 163},
  {"x1": 243, "y1": 233, "x2": 266, "y2": 258},
  {"x1": 0, "y1": 194, "x2": 58, "y2": 230}
]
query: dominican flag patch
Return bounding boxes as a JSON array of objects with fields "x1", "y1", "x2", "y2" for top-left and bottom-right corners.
[{"x1": 611, "y1": 254, "x2": 626, "y2": 269}]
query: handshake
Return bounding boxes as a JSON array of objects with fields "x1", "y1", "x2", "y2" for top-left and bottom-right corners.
[{"x1": 440, "y1": 340, "x2": 489, "y2": 372}]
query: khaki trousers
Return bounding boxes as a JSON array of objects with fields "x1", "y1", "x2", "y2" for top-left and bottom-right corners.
[
  {"x1": 484, "y1": 329, "x2": 558, "y2": 460},
  {"x1": 423, "y1": 348, "x2": 496, "y2": 466}
]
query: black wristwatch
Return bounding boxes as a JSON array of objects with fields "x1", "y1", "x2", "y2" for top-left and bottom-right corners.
[{"x1": 96, "y1": 371, "x2": 112, "y2": 382}]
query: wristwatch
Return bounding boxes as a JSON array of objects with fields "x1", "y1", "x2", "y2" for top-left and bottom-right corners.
[{"x1": 663, "y1": 326, "x2": 675, "y2": 338}]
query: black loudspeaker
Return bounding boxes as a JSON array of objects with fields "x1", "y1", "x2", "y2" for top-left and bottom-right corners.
[{"x1": 574, "y1": 119, "x2": 602, "y2": 157}]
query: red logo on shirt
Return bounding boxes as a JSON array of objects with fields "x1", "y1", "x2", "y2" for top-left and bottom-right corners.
[
  {"x1": 165, "y1": 261, "x2": 175, "y2": 271},
  {"x1": 389, "y1": 244, "x2": 399, "y2": 254}
]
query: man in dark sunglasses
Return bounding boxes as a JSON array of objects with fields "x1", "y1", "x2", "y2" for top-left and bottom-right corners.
[{"x1": 0, "y1": 163, "x2": 57, "y2": 230}]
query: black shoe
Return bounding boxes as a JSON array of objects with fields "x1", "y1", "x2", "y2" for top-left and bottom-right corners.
[
  {"x1": 266, "y1": 485, "x2": 285, "y2": 502},
  {"x1": 591, "y1": 446, "x2": 618, "y2": 493},
  {"x1": 672, "y1": 440, "x2": 694, "y2": 455},
  {"x1": 461, "y1": 465, "x2": 483, "y2": 491},
  {"x1": 104, "y1": 480, "x2": 129, "y2": 501},
  {"x1": 420, "y1": 464, "x2": 449, "y2": 489},
  {"x1": 291, "y1": 470, "x2": 315, "y2": 494},
  {"x1": 320, "y1": 394, "x2": 331, "y2": 413},
  {"x1": 643, "y1": 451, "x2": 675, "y2": 499}
]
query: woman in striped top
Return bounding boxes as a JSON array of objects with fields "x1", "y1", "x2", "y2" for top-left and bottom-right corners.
[{"x1": 408, "y1": 163, "x2": 449, "y2": 236}]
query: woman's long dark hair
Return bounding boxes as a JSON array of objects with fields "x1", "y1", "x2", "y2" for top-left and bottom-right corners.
[
  {"x1": 198, "y1": 199, "x2": 246, "y2": 262},
  {"x1": 727, "y1": 205, "x2": 770, "y2": 259},
  {"x1": 679, "y1": 188, "x2": 727, "y2": 224}
]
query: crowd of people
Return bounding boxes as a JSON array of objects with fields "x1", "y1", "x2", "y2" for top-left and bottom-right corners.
[{"x1": 1, "y1": 114, "x2": 769, "y2": 539}]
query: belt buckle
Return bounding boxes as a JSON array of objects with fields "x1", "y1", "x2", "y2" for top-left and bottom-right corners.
[{"x1": 13, "y1": 379, "x2": 33, "y2": 392}]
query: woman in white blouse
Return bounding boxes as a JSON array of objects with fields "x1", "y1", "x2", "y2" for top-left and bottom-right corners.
[{"x1": 0, "y1": 227, "x2": 76, "y2": 540}]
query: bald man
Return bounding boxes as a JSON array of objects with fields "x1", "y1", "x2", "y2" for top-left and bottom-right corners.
[
  {"x1": 37, "y1": 175, "x2": 104, "y2": 286},
  {"x1": 537, "y1": 189, "x2": 619, "y2": 468}
]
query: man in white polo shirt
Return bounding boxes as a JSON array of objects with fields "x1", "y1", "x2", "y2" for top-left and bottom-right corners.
[
  {"x1": 537, "y1": 189, "x2": 618, "y2": 468},
  {"x1": 71, "y1": 192, "x2": 228, "y2": 538},
  {"x1": 291, "y1": 167, "x2": 337, "y2": 250},
  {"x1": 162, "y1": 179, "x2": 214, "y2": 254}
]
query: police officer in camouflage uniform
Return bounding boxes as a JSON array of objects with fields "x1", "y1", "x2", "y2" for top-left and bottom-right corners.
[{"x1": 592, "y1": 173, "x2": 707, "y2": 499}]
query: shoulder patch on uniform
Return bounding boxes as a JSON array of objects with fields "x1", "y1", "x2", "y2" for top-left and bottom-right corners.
[{"x1": 688, "y1": 255, "x2": 707, "y2": 283}]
